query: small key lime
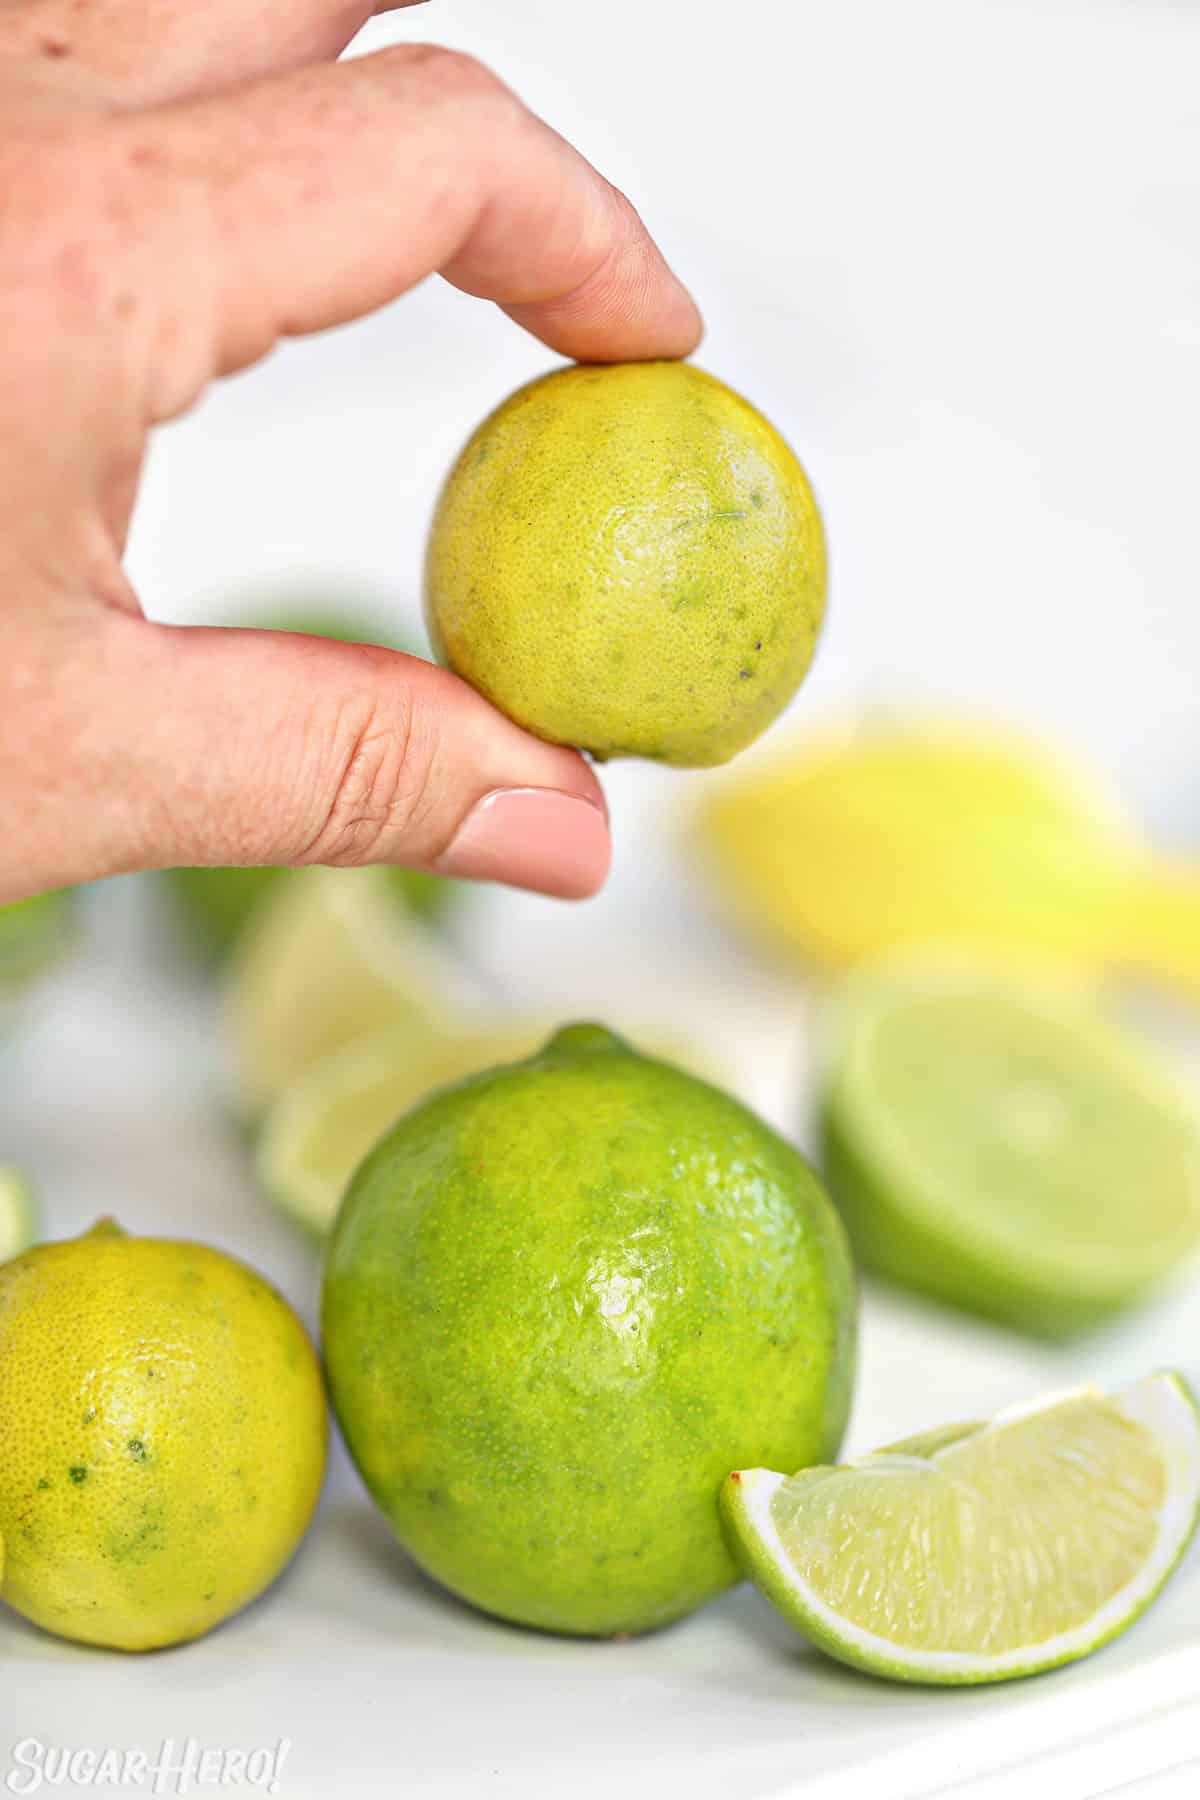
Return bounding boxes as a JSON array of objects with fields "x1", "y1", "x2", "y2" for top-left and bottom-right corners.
[
  {"x1": 0, "y1": 1221, "x2": 327, "y2": 1650},
  {"x1": 425, "y1": 362, "x2": 826, "y2": 766}
]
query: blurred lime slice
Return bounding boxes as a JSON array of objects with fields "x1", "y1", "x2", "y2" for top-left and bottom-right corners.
[
  {"x1": 695, "y1": 722, "x2": 1138, "y2": 972},
  {"x1": 721, "y1": 1372, "x2": 1200, "y2": 1685},
  {"x1": 0, "y1": 892, "x2": 75, "y2": 990},
  {"x1": 168, "y1": 863, "x2": 450, "y2": 962},
  {"x1": 0, "y1": 1169, "x2": 35, "y2": 1263},
  {"x1": 819, "y1": 955, "x2": 1200, "y2": 1336},
  {"x1": 224, "y1": 866, "x2": 481, "y2": 1115},
  {"x1": 258, "y1": 1023, "x2": 556, "y2": 1236},
  {"x1": 259, "y1": 1019, "x2": 728, "y2": 1238},
  {"x1": 162, "y1": 601, "x2": 455, "y2": 959}
]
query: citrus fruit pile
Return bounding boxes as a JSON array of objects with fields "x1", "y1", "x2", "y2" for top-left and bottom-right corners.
[{"x1": 2, "y1": 367, "x2": 1199, "y2": 1699}]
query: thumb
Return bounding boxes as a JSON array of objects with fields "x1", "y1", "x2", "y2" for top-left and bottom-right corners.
[{"x1": 17, "y1": 611, "x2": 610, "y2": 901}]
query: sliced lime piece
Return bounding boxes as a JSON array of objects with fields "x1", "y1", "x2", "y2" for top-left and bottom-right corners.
[
  {"x1": 224, "y1": 866, "x2": 482, "y2": 1115},
  {"x1": 722, "y1": 1372, "x2": 1200, "y2": 1685},
  {"x1": 819, "y1": 957, "x2": 1200, "y2": 1336},
  {"x1": 0, "y1": 1168, "x2": 35, "y2": 1263},
  {"x1": 258, "y1": 1023, "x2": 554, "y2": 1237}
]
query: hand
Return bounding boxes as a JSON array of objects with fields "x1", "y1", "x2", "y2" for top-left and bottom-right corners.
[{"x1": 0, "y1": 0, "x2": 701, "y2": 904}]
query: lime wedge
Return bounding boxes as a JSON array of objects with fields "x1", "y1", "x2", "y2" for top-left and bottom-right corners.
[
  {"x1": 819, "y1": 958, "x2": 1200, "y2": 1336},
  {"x1": 258, "y1": 1023, "x2": 554, "y2": 1236},
  {"x1": 224, "y1": 866, "x2": 482, "y2": 1115},
  {"x1": 0, "y1": 1169, "x2": 35, "y2": 1262},
  {"x1": 721, "y1": 1372, "x2": 1200, "y2": 1685}
]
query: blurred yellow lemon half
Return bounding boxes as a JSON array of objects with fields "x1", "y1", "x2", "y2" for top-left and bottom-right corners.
[
  {"x1": 426, "y1": 361, "x2": 826, "y2": 767},
  {"x1": 0, "y1": 1221, "x2": 327, "y2": 1651},
  {"x1": 224, "y1": 866, "x2": 482, "y2": 1116},
  {"x1": 696, "y1": 722, "x2": 1140, "y2": 972}
]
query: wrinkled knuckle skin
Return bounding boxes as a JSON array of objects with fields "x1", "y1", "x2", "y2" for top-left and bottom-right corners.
[{"x1": 300, "y1": 696, "x2": 435, "y2": 869}]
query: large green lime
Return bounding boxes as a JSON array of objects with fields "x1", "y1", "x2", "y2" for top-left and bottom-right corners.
[
  {"x1": 425, "y1": 362, "x2": 826, "y2": 766},
  {"x1": 322, "y1": 1024, "x2": 855, "y2": 1637}
]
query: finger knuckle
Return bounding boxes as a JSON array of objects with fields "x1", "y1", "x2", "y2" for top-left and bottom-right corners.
[{"x1": 300, "y1": 690, "x2": 437, "y2": 868}]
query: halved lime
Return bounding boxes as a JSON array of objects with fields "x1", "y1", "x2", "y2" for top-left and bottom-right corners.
[
  {"x1": 0, "y1": 1169, "x2": 35, "y2": 1263},
  {"x1": 819, "y1": 957, "x2": 1200, "y2": 1336},
  {"x1": 721, "y1": 1372, "x2": 1200, "y2": 1685},
  {"x1": 258, "y1": 1022, "x2": 554, "y2": 1236},
  {"x1": 224, "y1": 867, "x2": 482, "y2": 1115}
]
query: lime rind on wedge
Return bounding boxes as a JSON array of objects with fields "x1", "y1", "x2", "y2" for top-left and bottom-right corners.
[
  {"x1": 819, "y1": 956, "x2": 1200, "y2": 1336},
  {"x1": 0, "y1": 1168, "x2": 35, "y2": 1263},
  {"x1": 721, "y1": 1372, "x2": 1200, "y2": 1686}
]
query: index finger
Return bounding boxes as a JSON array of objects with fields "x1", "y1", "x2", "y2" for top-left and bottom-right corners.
[{"x1": 102, "y1": 46, "x2": 703, "y2": 426}]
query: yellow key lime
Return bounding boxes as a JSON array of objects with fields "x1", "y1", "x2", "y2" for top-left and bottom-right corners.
[
  {"x1": 323, "y1": 1023, "x2": 855, "y2": 1637},
  {"x1": 0, "y1": 1221, "x2": 327, "y2": 1650},
  {"x1": 425, "y1": 362, "x2": 826, "y2": 766},
  {"x1": 721, "y1": 1372, "x2": 1200, "y2": 1684}
]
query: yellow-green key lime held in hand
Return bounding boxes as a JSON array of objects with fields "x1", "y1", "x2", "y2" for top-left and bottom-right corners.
[
  {"x1": 322, "y1": 1023, "x2": 855, "y2": 1637},
  {"x1": 0, "y1": 1221, "x2": 327, "y2": 1651},
  {"x1": 425, "y1": 363, "x2": 826, "y2": 766}
]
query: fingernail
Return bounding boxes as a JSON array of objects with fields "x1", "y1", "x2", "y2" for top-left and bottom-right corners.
[{"x1": 437, "y1": 788, "x2": 610, "y2": 899}]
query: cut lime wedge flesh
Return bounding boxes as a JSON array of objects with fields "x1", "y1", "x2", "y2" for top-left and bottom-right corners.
[
  {"x1": 721, "y1": 1372, "x2": 1200, "y2": 1685},
  {"x1": 258, "y1": 1023, "x2": 555, "y2": 1236},
  {"x1": 224, "y1": 866, "x2": 482, "y2": 1115},
  {"x1": 820, "y1": 958, "x2": 1200, "y2": 1336},
  {"x1": 0, "y1": 1169, "x2": 34, "y2": 1263}
]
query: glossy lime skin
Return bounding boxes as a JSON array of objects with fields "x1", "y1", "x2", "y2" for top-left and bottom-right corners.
[
  {"x1": 425, "y1": 363, "x2": 827, "y2": 766},
  {"x1": 322, "y1": 1025, "x2": 855, "y2": 1637}
]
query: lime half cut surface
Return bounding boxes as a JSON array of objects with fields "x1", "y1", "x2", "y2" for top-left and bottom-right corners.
[
  {"x1": 820, "y1": 959, "x2": 1200, "y2": 1336},
  {"x1": 721, "y1": 1372, "x2": 1200, "y2": 1685}
]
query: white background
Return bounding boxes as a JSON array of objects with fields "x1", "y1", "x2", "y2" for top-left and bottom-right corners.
[{"x1": 5, "y1": 2, "x2": 1200, "y2": 1796}]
